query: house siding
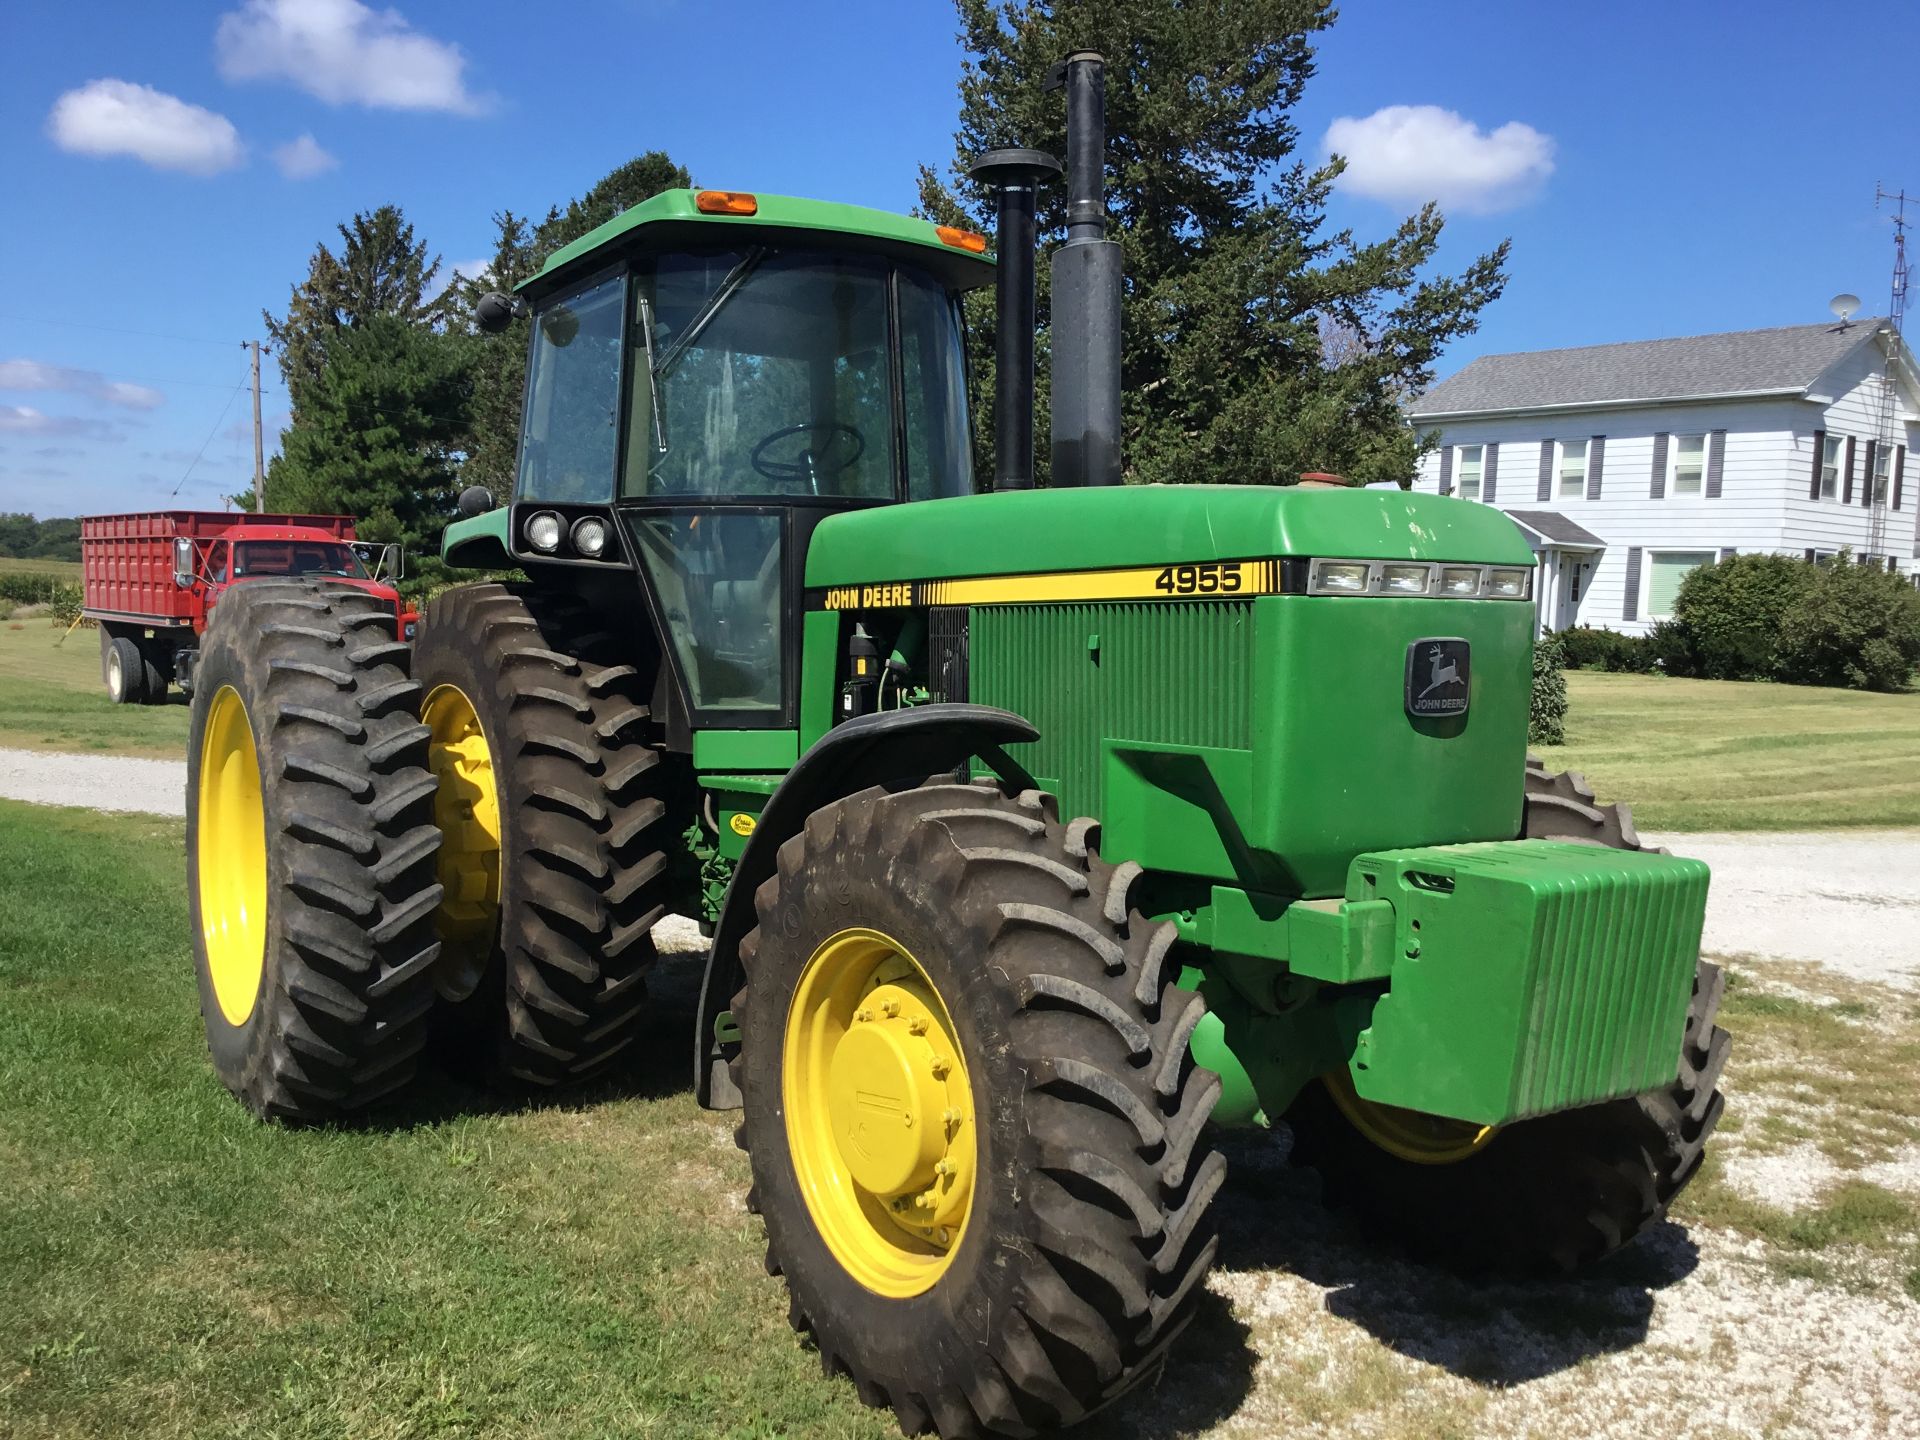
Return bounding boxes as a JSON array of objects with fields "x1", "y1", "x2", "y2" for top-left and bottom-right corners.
[{"x1": 1412, "y1": 356, "x2": 1919, "y2": 634}]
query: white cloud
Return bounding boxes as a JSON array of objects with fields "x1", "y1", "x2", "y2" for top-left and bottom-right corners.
[
  {"x1": 0, "y1": 360, "x2": 163, "y2": 410},
  {"x1": 0, "y1": 406, "x2": 117, "y2": 439},
  {"x1": 216, "y1": 0, "x2": 485, "y2": 114},
  {"x1": 272, "y1": 133, "x2": 338, "y2": 179},
  {"x1": 46, "y1": 79, "x2": 244, "y2": 176},
  {"x1": 1325, "y1": 105, "x2": 1554, "y2": 214}
]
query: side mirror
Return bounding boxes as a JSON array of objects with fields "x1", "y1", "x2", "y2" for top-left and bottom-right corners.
[
  {"x1": 457, "y1": 485, "x2": 496, "y2": 518},
  {"x1": 382, "y1": 543, "x2": 405, "y2": 581},
  {"x1": 172, "y1": 536, "x2": 194, "y2": 588},
  {"x1": 475, "y1": 291, "x2": 521, "y2": 335}
]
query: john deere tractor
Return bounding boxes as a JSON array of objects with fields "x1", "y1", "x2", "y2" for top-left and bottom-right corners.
[{"x1": 186, "y1": 53, "x2": 1728, "y2": 1438}]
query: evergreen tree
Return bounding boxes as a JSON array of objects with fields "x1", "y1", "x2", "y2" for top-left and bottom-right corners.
[
  {"x1": 265, "y1": 315, "x2": 472, "y2": 556},
  {"x1": 917, "y1": 0, "x2": 1509, "y2": 485},
  {"x1": 449, "y1": 152, "x2": 692, "y2": 500},
  {"x1": 264, "y1": 206, "x2": 445, "y2": 409}
]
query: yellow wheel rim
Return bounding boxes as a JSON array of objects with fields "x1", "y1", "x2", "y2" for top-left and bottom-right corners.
[
  {"x1": 783, "y1": 927, "x2": 976, "y2": 1298},
  {"x1": 197, "y1": 685, "x2": 268, "y2": 1026},
  {"x1": 1323, "y1": 1066, "x2": 1501, "y2": 1166},
  {"x1": 423, "y1": 684, "x2": 501, "y2": 1000}
]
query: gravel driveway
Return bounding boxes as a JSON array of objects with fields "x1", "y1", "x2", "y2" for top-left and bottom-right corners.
[{"x1": 3, "y1": 746, "x2": 1915, "y2": 987}]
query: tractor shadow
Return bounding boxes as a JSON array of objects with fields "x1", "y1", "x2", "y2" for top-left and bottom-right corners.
[
  {"x1": 1200, "y1": 1130, "x2": 1700, "y2": 1389},
  {"x1": 365, "y1": 943, "x2": 714, "y2": 1131}
]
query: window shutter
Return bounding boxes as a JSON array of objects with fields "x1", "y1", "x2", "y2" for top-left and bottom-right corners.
[
  {"x1": 1649, "y1": 432, "x2": 1669, "y2": 498},
  {"x1": 1895, "y1": 444, "x2": 1906, "y2": 510},
  {"x1": 1719, "y1": 547, "x2": 1736, "y2": 561},
  {"x1": 1810, "y1": 429, "x2": 1825, "y2": 500},
  {"x1": 1804, "y1": 547, "x2": 1817, "y2": 562},
  {"x1": 1483, "y1": 442, "x2": 1499, "y2": 503},
  {"x1": 1622, "y1": 548, "x2": 1643, "y2": 621},
  {"x1": 1537, "y1": 440, "x2": 1553, "y2": 501},
  {"x1": 1706, "y1": 429, "x2": 1727, "y2": 498},
  {"x1": 1588, "y1": 435, "x2": 1605, "y2": 499},
  {"x1": 1843, "y1": 436, "x2": 1855, "y2": 503},
  {"x1": 1862, "y1": 439, "x2": 1878, "y2": 506},
  {"x1": 1438, "y1": 445, "x2": 1453, "y2": 495}
]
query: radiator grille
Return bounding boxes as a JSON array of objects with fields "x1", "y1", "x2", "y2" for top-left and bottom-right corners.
[{"x1": 968, "y1": 601, "x2": 1254, "y2": 815}]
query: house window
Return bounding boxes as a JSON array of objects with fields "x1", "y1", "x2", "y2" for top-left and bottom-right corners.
[
  {"x1": 1820, "y1": 435, "x2": 1841, "y2": 499},
  {"x1": 1643, "y1": 549, "x2": 1715, "y2": 618},
  {"x1": 1558, "y1": 439, "x2": 1587, "y2": 498},
  {"x1": 1455, "y1": 444, "x2": 1483, "y2": 501},
  {"x1": 1873, "y1": 445, "x2": 1891, "y2": 503},
  {"x1": 1670, "y1": 434, "x2": 1706, "y2": 495}
]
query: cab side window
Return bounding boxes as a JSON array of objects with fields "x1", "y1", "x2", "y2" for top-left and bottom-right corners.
[{"x1": 208, "y1": 542, "x2": 228, "y2": 583}]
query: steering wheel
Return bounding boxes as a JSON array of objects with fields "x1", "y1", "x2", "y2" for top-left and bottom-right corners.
[{"x1": 750, "y1": 421, "x2": 866, "y2": 492}]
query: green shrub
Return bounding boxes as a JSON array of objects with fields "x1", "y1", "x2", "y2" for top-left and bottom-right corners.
[
  {"x1": 45, "y1": 587, "x2": 83, "y2": 627},
  {"x1": 1530, "y1": 632, "x2": 1568, "y2": 745},
  {"x1": 1549, "y1": 624, "x2": 1657, "y2": 674},
  {"x1": 0, "y1": 573, "x2": 78, "y2": 605},
  {"x1": 1670, "y1": 553, "x2": 1817, "y2": 680},
  {"x1": 1647, "y1": 618, "x2": 1698, "y2": 676},
  {"x1": 1776, "y1": 555, "x2": 1920, "y2": 692}
]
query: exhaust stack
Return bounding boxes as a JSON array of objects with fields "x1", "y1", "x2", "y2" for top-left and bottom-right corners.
[
  {"x1": 1047, "y1": 51, "x2": 1123, "y2": 487},
  {"x1": 967, "y1": 148, "x2": 1061, "y2": 491}
]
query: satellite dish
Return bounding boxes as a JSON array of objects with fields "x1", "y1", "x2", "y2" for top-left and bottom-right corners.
[{"x1": 1829, "y1": 292, "x2": 1862, "y2": 324}]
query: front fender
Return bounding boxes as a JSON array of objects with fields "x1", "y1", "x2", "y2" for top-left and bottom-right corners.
[{"x1": 692, "y1": 703, "x2": 1038, "y2": 1108}]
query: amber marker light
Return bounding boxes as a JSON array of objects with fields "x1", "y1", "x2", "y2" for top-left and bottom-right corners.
[
  {"x1": 936, "y1": 225, "x2": 989, "y2": 253},
  {"x1": 696, "y1": 190, "x2": 759, "y2": 215}
]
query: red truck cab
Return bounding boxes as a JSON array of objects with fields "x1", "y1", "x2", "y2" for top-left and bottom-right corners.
[{"x1": 81, "y1": 511, "x2": 416, "y2": 704}]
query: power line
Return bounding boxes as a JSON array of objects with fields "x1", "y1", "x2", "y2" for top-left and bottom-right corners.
[
  {"x1": 0, "y1": 311, "x2": 240, "y2": 349},
  {"x1": 170, "y1": 374, "x2": 249, "y2": 499}
]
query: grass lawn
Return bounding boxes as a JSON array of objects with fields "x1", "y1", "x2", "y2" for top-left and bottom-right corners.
[
  {"x1": 1540, "y1": 671, "x2": 1920, "y2": 831},
  {"x1": 0, "y1": 801, "x2": 892, "y2": 1440},
  {"x1": 0, "y1": 619, "x2": 188, "y2": 758},
  {"x1": 2, "y1": 802, "x2": 1916, "y2": 1438}
]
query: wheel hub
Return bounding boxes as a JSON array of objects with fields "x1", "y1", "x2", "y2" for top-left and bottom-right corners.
[
  {"x1": 197, "y1": 685, "x2": 268, "y2": 1026},
  {"x1": 1323, "y1": 1065, "x2": 1500, "y2": 1166},
  {"x1": 423, "y1": 684, "x2": 501, "y2": 999},
  {"x1": 784, "y1": 929, "x2": 975, "y2": 1296}
]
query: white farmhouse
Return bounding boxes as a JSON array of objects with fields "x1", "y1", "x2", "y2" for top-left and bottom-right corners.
[{"x1": 1408, "y1": 319, "x2": 1919, "y2": 635}]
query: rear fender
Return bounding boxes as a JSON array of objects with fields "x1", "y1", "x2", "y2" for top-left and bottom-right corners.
[{"x1": 692, "y1": 703, "x2": 1039, "y2": 1108}]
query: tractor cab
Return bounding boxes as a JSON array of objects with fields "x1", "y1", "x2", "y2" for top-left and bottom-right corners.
[{"x1": 466, "y1": 190, "x2": 994, "y2": 734}]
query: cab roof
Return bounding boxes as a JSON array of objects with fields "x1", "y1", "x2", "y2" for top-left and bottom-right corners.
[{"x1": 522, "y1": 188, "x2": 996, "y2": 300}]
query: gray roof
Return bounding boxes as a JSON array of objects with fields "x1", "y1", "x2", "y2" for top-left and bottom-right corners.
[
  {"x1": 1502, "y1": 509, "x2": 1606, "y2": 548},
  {"x1": 1411, "y1": 320, "x2": 1891, "y2": 418}
]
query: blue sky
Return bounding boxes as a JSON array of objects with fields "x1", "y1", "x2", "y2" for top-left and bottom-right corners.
[{"x1": 4, "y1": 0, "x2": 1917, "y2": 518}]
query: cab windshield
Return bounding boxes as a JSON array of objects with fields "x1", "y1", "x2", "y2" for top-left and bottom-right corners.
[
  {"x1": 514, "y1": 247, "x2": 973, "y2": 504},
  {"x1": 232, "y1": 541, "x2": 367, "y2": 580}
]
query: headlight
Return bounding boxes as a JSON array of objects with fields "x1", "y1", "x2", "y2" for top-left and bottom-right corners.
[
  {"x1": 1312, "y1": 561, "x2": 1371, "y2": 594},
  {"x1": 1486, "y1": 567, "x2": 1531, "y2": 598},
  {"x1": 403, "y1": 621, "x2": 418, "y2": 641},
  {"x1": 525, "y1": 510, "x2": 563, "y2": 553},
  {"x1": 571, "y1": 516, "x2": 610, "y2": 558},
  {"x1": 1438, "y1": 566, "x2": 1482, "y2": 596},
  {"x1": 1381, "y1": 564, "x2": 1430, "y2": 595}
]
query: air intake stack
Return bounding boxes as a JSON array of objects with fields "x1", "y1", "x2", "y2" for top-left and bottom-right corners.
[
  {"x1": 1047, "y1": 51, "x2": 1123, "y2": 487},
  {"x1": 967, "y1": 148, "x2": 1062, "y2": 491}
]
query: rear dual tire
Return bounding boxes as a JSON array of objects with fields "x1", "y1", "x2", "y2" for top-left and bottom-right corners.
[
  {"x1": 412, "y1": 582, "x2": 670, "y2": 1089},
  {"x1": 104, "y1": 632, "x2": 164, "y2": 705},
  {"x1": 187, "y1": 580, "x2": 444, "y2": 1122}
]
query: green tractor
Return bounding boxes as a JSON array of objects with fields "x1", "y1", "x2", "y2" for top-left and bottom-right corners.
[{"x1": 186, "y1": 53, "x2": 1728, "y2": 1438}]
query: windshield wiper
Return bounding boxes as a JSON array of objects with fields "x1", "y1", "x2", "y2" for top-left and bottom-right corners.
[{"x1": 652, "y1": 247, "x2": 767, "y2": 380}]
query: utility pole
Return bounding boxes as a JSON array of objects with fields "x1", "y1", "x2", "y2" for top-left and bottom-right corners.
[
  {"x1": 1869, "y1": 185, "x2": 1914, "y2": 565},
  {"x1": 245, "y1": 339, "x2": 265, "y2": 513}
]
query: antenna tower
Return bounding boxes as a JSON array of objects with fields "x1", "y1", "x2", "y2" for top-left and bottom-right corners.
[{"x1": 1868, "y1": 185, "x2": 1912, "y2": 562}]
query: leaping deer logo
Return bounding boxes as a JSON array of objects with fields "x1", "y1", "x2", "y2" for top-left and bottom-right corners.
[{"x1": 1418, "y1": 645, "x2": 1463, "y2": 700}]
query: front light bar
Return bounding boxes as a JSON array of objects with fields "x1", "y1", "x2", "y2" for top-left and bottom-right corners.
[{"x1": 1305, "y1": 557, "x2": 1532, "y2": 600}]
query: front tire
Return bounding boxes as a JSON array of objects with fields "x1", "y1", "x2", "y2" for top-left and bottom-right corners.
[
  {"x1": 1282, "y1": 764, "x2": 1730, "y2": 1271},
  {"x1": 105, "y1": 633, "x2": 145, "y2": 704},
  {"x1": 187, "y1": 580, "x2": 444, "y2": 1122},
  {"x1": 735, "y1": 780, "x2": 1224, "y2": 1438}
]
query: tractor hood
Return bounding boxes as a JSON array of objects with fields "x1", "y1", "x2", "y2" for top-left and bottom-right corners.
[{"x1": 802, "y1": 485, "x2": 1535, "y2": 588}]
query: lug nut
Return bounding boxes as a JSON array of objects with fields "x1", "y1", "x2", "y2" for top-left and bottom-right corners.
[
  {"x1": 934, "y1": 1227, "x2": 950, "y2": 1245},
  {"x1": 880, "y1": 999, "x2": 900, "y2": 1018},
  {"x1": 907, "y1": 1017, "x2": 929, "y2": 1035},
  {"x1": 935, "y1": 1158, "x2": 956, "y2": 1177},
  {"x1": 942, "y1": 1108, "x2": 961, "y2": 1127},
  {"x1": 930, "y1": 1058, "x2": 950, "y2": 1078}
]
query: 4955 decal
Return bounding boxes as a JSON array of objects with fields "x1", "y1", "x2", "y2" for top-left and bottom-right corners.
[{"x1": 814, "y1": 559, "x2": 1286, "y2": 609}]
